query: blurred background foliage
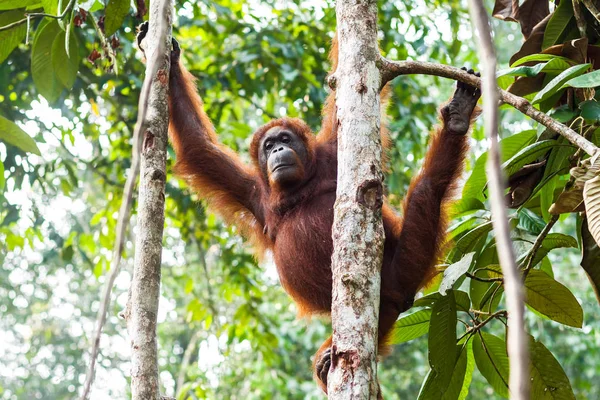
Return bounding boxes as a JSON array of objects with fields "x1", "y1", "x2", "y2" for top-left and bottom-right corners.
[{"x1": 1, "y1": 0, "x2": 600, "y2": 399}]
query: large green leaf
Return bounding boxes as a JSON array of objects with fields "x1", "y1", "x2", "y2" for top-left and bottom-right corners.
[
  {"x1": 539, "y1": 137, "x2": 576, "y2": 220},
  {"x1": 529, "y1": 336, "x2": 576, "y2": 399},
  {"x1": 518, "y1": 208, "x2": 546, "y2": 235},
  {"x1": 0, "y1": 10, "x2": 27, "y2": 64},
  {"x1": 448, "y1": 198, "x2": 485, "y2": 219},
  {"x1": 520, "y1": 233, "x2": 578, "y2": 269},
  {"x1": 104, "y1": 0, "x2": 130, "y2": 36},
  {"x1": 524, "y1": 269, "x2": 583, "y2": 327},
  {"x1": 561, "y1": 69, "x2": 600, "y2": 89},
  {"x1": 449, "y1": 221, "x2": 493, "y2": 262},
  {"x1": 532, "y1": 64, "x2": 591, "y2": 105},
  {"x1": 0, "y1": 115, "x2": 40, "y2": 155},
  {"x1": 31, "y1": 20, "x2": 62, "y2": 103},
  {"x1": 511, "y1": 54, "x2": 573, "y2": 68},
  {"x1": 419, "y1": 342, "x2": 474, "y2": 400},
  {"x1": 0, "y1": 0, "x2": 38, "y2": 10},
  {"x1": 389, "y1": 309, "x2": 431, "y2": 345},
  {"x1": 473, "y1": 332, "x2": 509, "y2": 398},
  {"x1": 542, "y1": 0, "x2": 573, "y2": 49},
  {"x1": 427, "y1": 293, "x2": 457, "y2": 391},
  {"x1": 501, "y1": 139, "x2": 557, "y2": 177},
  {"x1": 463, "y1": 130, "x2": 536, "y2": 199},
  {"x1": 52, "y1": 29, "x2": 79, "y2": 89},
  {"x1": 579, "y1": 100, "x2": 600, "y2": 122}
]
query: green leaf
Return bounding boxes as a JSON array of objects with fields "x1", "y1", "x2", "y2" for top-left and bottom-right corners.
[
  {"x1": 419, "y1": 342, "x2": 474, "y2": 400},
  {"x1": 448, "y1": 198, "x2": 485, "y2": 219},
  {"x1": 473, "y1": 332, "x2": 509, "y2": 398},
  {"x1": 579, "y1": 100, "x2": 600, "y2": 122},
  {"x1": 440, "y1": 253, "x2": 475, "y2": 295},
  {"x1": 561, "y1": 69, "x2": 600, "y2": 89},
  {"x1": 0, "y1": 10, "x2": 27, "y2": 64},
  {"x1": 427, "y1": 292, "x2": 457, "y2": 390},
  {"x1": 539, "y1": 137, "x2": 576, "y2": 220},
  {"x1": 511, "y1": 54, "x2": 573, "y2": 68},
  {"x1": 524, "y1": 269, "x2": 583, "y2": 328},
  {"x1": 0, "y1": 159, "x2": 4, "y2": 193},
  {"x1": 532, "y1": 64, "x2": 591, "y2": 105},
  {"x1": 529, "y1": 336, "x2": 576, "y2": 399},
  {"x1": 414, "y1": 290, "x2": 471, "y2": 313},
  {"x1": 448, "y1": 217, "x2": 482, "y2": 243},
  {"x1": 389, "y1": 309, "x2": 431, "y2": 345},
  {"x1": 51, "y1": 29, "x2": 79, "y2": 89},
  {"x1": 0, "y1": 115, "x2": 40, "y2": 154},
  {"x1": 104, "y1": 0, "x2": 130, "y2": 36},
  {"x1": 450, "y1": 221, "x2": 493, "y2": 261},
  {"x1": 497, "y1": 63, "x2": 547, "y2": 78},
  {"x1": 0, "y1": 0, "x2": 38, "y2": 10},
  {"x1": 463, "y1": 130, "x2": 536, "y2": 199},
  {"x1": 522, "y1": 233, "x2": 578, "y2": 268},
  {"x1": 542, "y1": 0, "x2": 573, "y2": 49},
  {"x1": 518, "y1": 208, "x2": 546, "y2": 235},
  {"x1": 502, "y1": 139, "x2": 558, "y2": 177},
  {"x1": 31, "y1": 20, "x2": 62, "y2": 103},
  {"x1": 41, "y1": 0, "x2": 58, "y2": 13}
]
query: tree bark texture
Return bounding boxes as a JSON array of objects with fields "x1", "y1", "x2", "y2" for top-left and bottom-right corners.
[
  {"x1": 125, "y1": 1, "x2": 172, "y2": 399},
  {"x1": 328, "y1": 0, "x2": 383, "y2": 398}
]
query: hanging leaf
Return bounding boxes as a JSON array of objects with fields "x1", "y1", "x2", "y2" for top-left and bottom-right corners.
[
  {"x1": 418, "y1": 342, "x2": 474, "y2": 400},
  {"x1": 427, "y1": 292, "x2": 457, "y2": 391},
  {"x1": 0, "y1": 10, "x2": 27, "y2": 64},
  {"x1": 518, "y1": 208, "x2": 546, "y2": 235},
  {"x1": 31, "y1": 21, "x2": 62, "y2": 103},
  {"x1": 542, "y1": 0, "x2": 573, "y2": 49},
  {"x1": 532, "y1": 64, "x2": 591, "y2": 105},
  {"x1": 473, "y1": 332, "x2": 509, "y2": 398},
  {"x1": 561, "y1": 70, "x2": 600, "y2": 89},
  {"x1": 584, "y1": 175, "x2": 600, "y2": 246},
  {"x1": 51, "y1": 29, "x2": 80, "y2": 89},
  {"x1": 104, "y1": 0, "x2": 131, "y2": 36},
  {"x1": 389, "y1": 309, "x2": 432, "y2": 345},
  {"x1": 440, "y1": 253, "x2": 475, "y2": 295},
  {"x1": 502, "y1": 139, "x2": 557, "y2": 177},
  {"x1": 529, "y1": 336, "x2": 576, "y2": 399},
  {"x1": 581, "y1": 218, "x2": 600, "y2": 304},
  {"x1": 549, "y1": 187, "x2": 584, "y2": 214},
  {"x1": 524, "y1": 269, "x2": 583, "y2": 328},
  {"x1": 0, "y1": 115, "x2": 40, "y2": 155},
  {"x1": 463, "y1": 130, "x2": 537, "y2": 199}
]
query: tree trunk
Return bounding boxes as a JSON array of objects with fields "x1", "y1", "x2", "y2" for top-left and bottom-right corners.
[
  {"x1": 124, "y1": 1, "x2": 173, "y2": 399},
  {"x1": 328, "y1": 0, "x2": 384, "y2": 398}
]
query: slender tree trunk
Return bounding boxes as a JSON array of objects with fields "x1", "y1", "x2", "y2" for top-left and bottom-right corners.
[
  {"x1": 124, "y1": 1, "x2": 173, "y2": 399},
  {"x1": 328, "y1": 0, "x2": 384, "y2": 398},
  {"x1": 468, "y1": 1, "x2": 530, "y2": 398}
]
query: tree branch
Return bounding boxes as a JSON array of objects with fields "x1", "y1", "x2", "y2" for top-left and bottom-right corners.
[
  {"x1": 0, "y1": 0, "x2": 77, "y2": 33},
  {"x1": 467, "y1": 1, "x2": 529, "y2": 399},
  {"x1": 522, "y1": 214, "x2": 559, "y2": 278},
  {"x1": 379, "y1": 59, "x2": 599, "y2": 157}
]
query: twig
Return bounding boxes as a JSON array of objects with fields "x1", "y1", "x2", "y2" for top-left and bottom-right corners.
[
  {"x1": 522, "y1": 214, "x2": 559, "y2": 278},
  {"x1": 466, "y1": 271, "x2": 503, "y2": 283},
  {"x1": 379, "y1": 59, "x2": 599, "y2": 157},
  {"x1": 457, "y1": 310, "x2": 507, "y2": 341},
  {"x1": 467, "y1": 1, "x2": 529, "y2": 399},
  {"x1": 88, "y1": 13, "x2": 119, "y2": 75},
  {"x1": 78, "y1": 1, "x2": 171, "y2": 398},
  {"x1": 0, "y1": 0, "x2": 77, "y2": 32}
]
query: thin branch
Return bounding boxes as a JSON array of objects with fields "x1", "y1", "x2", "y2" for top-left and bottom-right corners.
[
  {"x1": 522, "y1": 215, "x2": 559, "y2": 278},
  {"x1": 467, "y1": 1, "x2": 529, "y2": 399},
  {"x1": 78, "y1": 1, "x2": 171, "y2": 398},
  {"x1": 573, "y1": 0, "x2": 588, "y2": 38},
  {"x1": 466, "y1": 271, "x2": 503, "y2": 283},
  {"x1": 88, "y1": 12, "x2": 119, "y2": 75},
  {"x1": 0, "y1": 0, "x2": 77, "y2": 32},
  {"x1": 457, "y1": 310, "x2": 507, "y2": 342},
  {"x1": 581, "y1": 0, "x2": 600, "y2": 22},
  {"x1": 379, "y1": 59, "x2": 599, "y2": 157}
]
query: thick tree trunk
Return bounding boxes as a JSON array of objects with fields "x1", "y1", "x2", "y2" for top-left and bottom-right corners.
[
  {"x1": 328, "y1": 0, "x2": 384, "y2": 398},
  {"x1": 124, "y1": 1, "x2": 172, "y2": 399}
]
